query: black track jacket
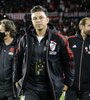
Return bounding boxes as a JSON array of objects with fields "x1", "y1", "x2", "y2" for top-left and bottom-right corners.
[
  {"x1": 68, "y1": 33, "x2": 90, "y2": 91},
  {"x1": 0, "y1": 39, "x2": 17, "y2": 97},
  {"x1": 13, "y1": 24, "x2": 75, "y2": 100}
]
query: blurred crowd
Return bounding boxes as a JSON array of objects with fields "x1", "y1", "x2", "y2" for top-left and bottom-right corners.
[
  {"x1": 0, "y1": 0, "x2": 90, "y2": 37},
  {"x1": 0, "y1": 0, "x2": 90, "y2": 13}
]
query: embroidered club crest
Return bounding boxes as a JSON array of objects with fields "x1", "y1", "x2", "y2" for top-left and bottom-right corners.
[
  {"x1": 8, "y1": 47, "x2": 14, "y2": 55},
  {"x1": 50, "y1": 41, "x2": 56, "y2": 51}
]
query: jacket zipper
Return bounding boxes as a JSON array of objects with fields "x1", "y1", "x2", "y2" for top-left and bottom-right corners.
[
  {"x1": 2, "y1": 49, "x2": 6, "y2": 83},
  {"x1": 79, "y1": 40, "x2": 85, "y2": 91}
]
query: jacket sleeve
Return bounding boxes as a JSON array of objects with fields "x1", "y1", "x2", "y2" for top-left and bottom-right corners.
[
  {"x1": 58, "y1": 34, "x2": 75, "y2": 88},
  {"x1": 13, "y1": 36, "x2": 25, "y2": 83}
]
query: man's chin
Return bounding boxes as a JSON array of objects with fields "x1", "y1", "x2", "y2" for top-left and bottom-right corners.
[{"x1": 37, "y1": 29, "x2": 42, "y2": 31}]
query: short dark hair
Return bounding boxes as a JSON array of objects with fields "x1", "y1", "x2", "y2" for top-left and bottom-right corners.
[
  {"x1": 30, "y1": 5, "x2": 48, "y2": 16},
  {"x1": 0, "y1": 19, "x2": 16, "y2": 37}
]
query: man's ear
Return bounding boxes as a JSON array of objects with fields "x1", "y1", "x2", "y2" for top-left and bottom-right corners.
[
  {"x1": 79, "y1": 25, "x2": 83, "y2": 31},
  {"x1": 81, "y1": 26, "x2": 85, "y2": 34},
  {"x1": 47, "y1": 17, "x2": 49, "y2": 24}
]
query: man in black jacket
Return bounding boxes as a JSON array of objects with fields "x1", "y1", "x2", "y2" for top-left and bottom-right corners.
[
  {"x1": 14, "y1": 5, "x2": 74, "y2": 100},
  {"x1": 65, "y1": 17, "x2": 90, "y2": 100},
  {"x1": 0, "y1": 19, "x2": 18, "y2": 100}
]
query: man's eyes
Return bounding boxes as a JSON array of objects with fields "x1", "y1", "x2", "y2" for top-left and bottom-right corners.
[{"x1": 33, "y1": 16, "x2": 45, "y2": 20}]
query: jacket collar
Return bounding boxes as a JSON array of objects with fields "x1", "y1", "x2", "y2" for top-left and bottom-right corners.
[{"x1": 76, "y1": 33, "x2": 90, "y2": 40}]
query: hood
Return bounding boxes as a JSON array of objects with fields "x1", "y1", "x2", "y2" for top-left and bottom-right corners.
[
  {"x1": 75, "y1": 33, "x2": 90, "y2": 40},
  {"x1": 75, "y1": 33, "x2": 83, "y2": 40}
]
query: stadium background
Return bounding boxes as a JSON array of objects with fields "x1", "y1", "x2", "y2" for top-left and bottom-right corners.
[
  {"x1": 0, "y1": 0, "x2": 90, "y2": 99},
  {"x1": 0, "y1": 0, "x2": 90, "y2": 37}
]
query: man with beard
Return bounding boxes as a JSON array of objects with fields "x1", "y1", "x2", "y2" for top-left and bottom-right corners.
[
  {"x1": 65, "y1": 17, "x2": 90, "y2": 100},
  {"x1": 13, "y1": 5, "x2": 74, "y2": 100}
]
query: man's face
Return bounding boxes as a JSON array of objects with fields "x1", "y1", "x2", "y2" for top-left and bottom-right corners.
[
  {"x1": 31, "y1": 11, "x2": 49, "y2": 31},
  {"x1": 83, "y1": 19, "x2": 90, "y2": 35}
]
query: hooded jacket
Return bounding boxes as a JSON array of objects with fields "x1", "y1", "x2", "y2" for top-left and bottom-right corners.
[
  {"x1": 13, "y1": 24, "x2": 74, "y2": 100},
  {"x1": 68, "y1": 33, "x2": 90, "y2": 91}
]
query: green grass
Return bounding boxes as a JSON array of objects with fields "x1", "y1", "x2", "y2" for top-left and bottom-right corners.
[{"x1": 59, "y1": 92, "x2": 65, "y2": 100}]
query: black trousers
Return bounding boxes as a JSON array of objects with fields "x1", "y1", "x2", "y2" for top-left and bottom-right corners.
[
  {"x1": 21, "y1": 89, "x2": 53, "y2": 100},
  {"x1": 65, "y1": 89, "x2": 90, "y2": 100}
]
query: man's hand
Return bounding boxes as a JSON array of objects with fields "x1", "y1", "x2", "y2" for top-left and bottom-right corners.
[
  {"x1": 15, "y1": 82, "x2": 19, "y2": 88},
  {"x1": 63, "y1": 85, "x2": 68, "y2": 91}
]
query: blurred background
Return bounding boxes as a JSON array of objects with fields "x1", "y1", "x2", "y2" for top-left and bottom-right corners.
[{"x1": 0, "y1": 0, "x2": 90, "y2": 37}]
